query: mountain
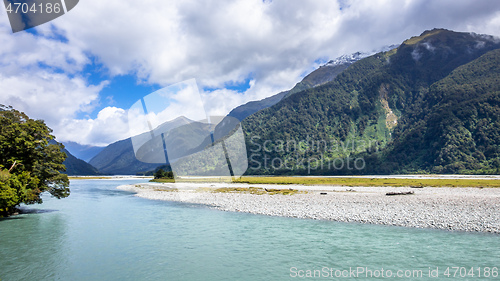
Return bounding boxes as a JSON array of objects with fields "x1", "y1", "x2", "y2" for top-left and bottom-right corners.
[
  {"x1": 89, "y1": 116, "x2": 197, "y2": 175},
  {"x1": 89, "y1": 138, "x2": 161, "y2": 175},
  {"x1": 92, "y1": 52, "x2": 369, "y2": 175},
  {"x1": 226, "y1": 49, "x2": 391, "y2": 121},
  {"x1": 93, "y1": 29, "x2": 500, "y2": 176},
  {"x1": 62, "y1": 141, "x2": 105, "y2": 162},
  {"x1": 242, "y1": 29, "x2": 500, "y2": 175},
  {"x1": 48, "y1": 140, "x2": 99, "y2": 175},
  {"x1": 62, "y1": 147, "x2": 100, "y2": 176},
  {"x1": 381, "y1": 47, "x2": 500, "y2": 174}
]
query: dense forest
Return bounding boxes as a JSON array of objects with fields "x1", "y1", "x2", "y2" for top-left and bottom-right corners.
[{"x1": 241, "y1": 29, "x2": 500, "y2": 175}]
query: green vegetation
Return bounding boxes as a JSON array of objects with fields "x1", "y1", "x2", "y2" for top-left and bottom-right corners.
[
  {"x1": 149, "y1": 168, "x2": 175, "y2": 183},
  {"x1": 154, "y1": 168, "x2": 174, "y2": 180},
  {"x1": 0, "y1": 105, "x2": 69, "y2": 217},
  {"x1": 242, "y1": 29, "x2": 500, "y2": 175},
  {"x1": 382, "y1": 48, "x2": 500, "y2": 174},
  {"x1": 233, "y1": 176, "x2": 500, "y2": 188},
  {"x1": 61, "y1": 146, "x2": 99, "y2": 176},
  {"x1": 152, "y1": 177, "x2": 239, "y2": 183},
  {"x1": 78, "y1": 29, "x2": 500, "y2": 178},
  {"x1": 150, "y1": 178, "x2": 176, "y2": 183},
  {"x1": 228, "y1": 58, "x2": 351, "y2": 122},
  {"x1": 150, "y1": 166, "x2": 175, "y2": 183},
  {"x1": 402, "y1": 28, "x2": 443, "y2": 45},
  {"x1": 213, "y1": 186, "x2": 305, "y2": 195}
]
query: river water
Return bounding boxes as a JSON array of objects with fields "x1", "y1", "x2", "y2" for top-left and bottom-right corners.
[{"x1": 0, "y1": 179, "x2": 498, "y2": 280}]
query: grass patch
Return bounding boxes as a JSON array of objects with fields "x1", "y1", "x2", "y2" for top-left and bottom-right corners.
[
  {"x1": 403, "y1": 29, "x2": 443, "y2": 45},
  {"x1": 213, "y1": 186, "x2": 305, "y2": 195},
  {"x1": 384, "y1": 48, "x2": 398, "y2": 58},
  {"x1": 149, "y1": 178, "x2": 176, "y2": 183},
  {"x1": 151, "y1": 177, "x2": 236, "y2": 183},
  {"x1": 233, "y1": 176, "x2": 500, "y2": 188}
]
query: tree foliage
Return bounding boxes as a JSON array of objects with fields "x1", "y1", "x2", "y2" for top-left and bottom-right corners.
[
  {"x1": 154, "y1": 168, "x2": 174, "y2": 179},
  {"x1": 0, "y1": 105, "x2": 69, "y2": 217}
]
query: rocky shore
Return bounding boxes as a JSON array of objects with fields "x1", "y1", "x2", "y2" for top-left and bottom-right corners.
[{"x1": 118, "y1": 183, "x2": 500, "y2": 233}]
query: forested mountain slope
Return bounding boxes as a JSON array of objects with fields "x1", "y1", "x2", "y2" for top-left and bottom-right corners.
[
  {"x1": 242, "y1": 29, "x2": 500, "y2": 175},
  {"x1": 227, "y1": 51, "x2": 365, "y2": 121}
]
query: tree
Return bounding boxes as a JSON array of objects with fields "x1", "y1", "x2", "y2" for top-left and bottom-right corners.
[
  {"x1": 0, "y1": 105, "x2": 69, "y2": 217},
  {"x1": 154, "y1": 168, "x2": 174, "y2": 179},
  {"x1": 154, "y1": 168, "x2": 166, "y2": 179},
  {"x1": 165, "y1": 171, "x2": 174, "y2": 179}
]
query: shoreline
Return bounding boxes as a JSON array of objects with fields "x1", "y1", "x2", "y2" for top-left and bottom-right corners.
[
  {"x1": 118, "y1": 182, "x2": 500, "y2": 234},
  {"x1": 69, "y1": 176, "x2": 154, "y2": 180}
]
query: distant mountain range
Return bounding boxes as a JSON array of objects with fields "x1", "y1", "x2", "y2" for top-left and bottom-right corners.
[
  {"x1": 88, "y1": 138, "x2": 161, "y2": 175},
  {"x1": 62, "y1": 141, "x2": 104, "y2": 162},
  {"x1": 88, "y1": 116, "x2": 199, "y2": 175},
  {"x1": 47, "y1": 140, "x2": 99, "y2": 176},
  {"x1": 74, "y1": 29, "x2": 500, "y2": 176},
  {"x1": 61, "y1": 147, "x2": 99, "y2": 176},
  {"x1": 85, "y1": 49, "x2": 380, "y2": 175}
]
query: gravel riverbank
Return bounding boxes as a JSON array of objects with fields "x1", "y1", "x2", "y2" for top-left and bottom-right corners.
[{"x1": 118, "y1": 182, "x2": 500, "y2": 233}]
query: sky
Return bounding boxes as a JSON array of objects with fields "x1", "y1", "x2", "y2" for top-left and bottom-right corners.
[{"x1": 1, "y1": 0, "x2": 500, "y2": 147}]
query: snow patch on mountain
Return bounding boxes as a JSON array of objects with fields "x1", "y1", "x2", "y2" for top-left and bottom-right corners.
[{"x1": 323, "y1": 44, "x2": 400, "y2": 67}]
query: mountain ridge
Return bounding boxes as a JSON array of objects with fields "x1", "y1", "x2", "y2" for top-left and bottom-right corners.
[
  {"x1": 62, "y1": 141, "x2": 105, "y2": 162},
  {"x1": 89, "y1": 116, "x2": 197, "y2": 175},
  {"x1": 48, "y1": 140, "x2": 100, "y2": 176},
  {"x1": 227, "y1": 48, "x2": 396, "y2": 121},
  {"x1": 61, "y1": 147, "x2": 100, "y2": 176}
]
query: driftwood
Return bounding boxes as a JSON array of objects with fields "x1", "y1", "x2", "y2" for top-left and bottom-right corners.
[{"x1": 386, "y1": 191, "x2": 414, "y2": 196}]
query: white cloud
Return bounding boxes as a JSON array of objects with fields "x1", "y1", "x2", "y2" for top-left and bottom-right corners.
[
  {"x1": 51, "y1": 0, "x2": 500, "y2": 90},
  {"x1": 201, "y1": 88, "x2": 247, "y2": 118},
  {"x1": 2, "y1": 0, "x2": 500, "y2": 146},
  {"x1": 128, "y1": 79, "x2": 207, "y2": 136},
  {"x1": 57, "y1": 107, "x2": 130, "y2": 147},
  {"x1": 0, "y1": 71, "x2": 106, "y2": 124},
  {"x1": 0, "y1": 17, "x2": 107, "y2": 144}
]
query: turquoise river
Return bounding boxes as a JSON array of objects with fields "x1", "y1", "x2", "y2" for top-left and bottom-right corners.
[{"x1": 0, "y1": 179, "x2": 499, "y2": 280}]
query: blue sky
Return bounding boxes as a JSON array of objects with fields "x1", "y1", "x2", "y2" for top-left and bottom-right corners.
[
  {"x1": 2, "y1": 0, "x2": 500, "y2": 146},
  {"x1": 83, "y1": 74, "x2": 160, "y2": 119}
]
